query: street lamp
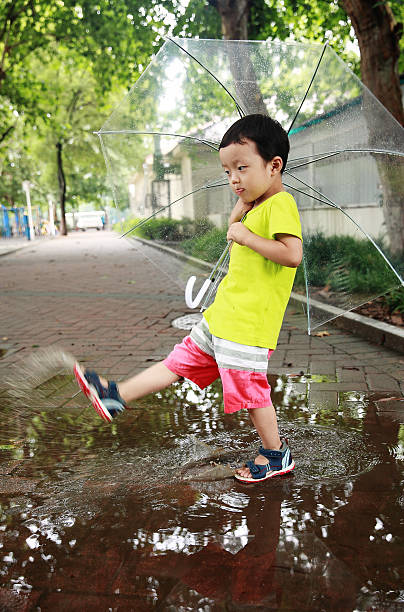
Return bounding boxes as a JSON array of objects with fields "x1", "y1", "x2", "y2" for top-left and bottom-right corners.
[{"x1": 22, "y1": 180, "x2": 35, "y2": 241}]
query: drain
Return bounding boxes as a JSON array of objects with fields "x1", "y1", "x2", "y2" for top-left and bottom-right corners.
[
  {"x1": 171, "y1": 313, "x2": 202, "y2": 330},
  {"x1": 0, "y1": 345, "x2": 12, "y2": 359},
  {"x1": 0, "y1": 344, "x2": 19, "y2": 360}
]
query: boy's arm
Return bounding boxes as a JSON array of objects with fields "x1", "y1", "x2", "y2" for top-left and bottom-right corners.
[{"x1": 227, "y1": 223, "x2": 302, "y2": 268}]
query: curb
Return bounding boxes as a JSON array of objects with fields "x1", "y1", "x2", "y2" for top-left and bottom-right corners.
[
  {"x1": 0, "y1": 246, "x2": 30, "y2": 258},
  {"x1": 290, "y1": 292, "x2": 404, "y2": 353},
  {"x1": 126, "y1": 236, "x2": 215, "y2": 272},
  {"x1": 0, "y1": 237, "x2": 51, "y2": 258}
]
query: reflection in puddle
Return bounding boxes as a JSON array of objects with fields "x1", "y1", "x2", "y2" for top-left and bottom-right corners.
[
  {"x1": 286, "y1": 372, "x2": 338, "y2": 383},
  {"x1": 271, "y1": 374, "x2": 371, "y2": 431},
  {"x1": 0, "y1": 372, "x2": 403, "y2": 609}
]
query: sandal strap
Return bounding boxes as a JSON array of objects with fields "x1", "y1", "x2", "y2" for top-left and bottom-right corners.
[
  {"x1": 258, "y1": 445, "x2": 283, "y2": 470},
  {"x1": 85, "y1": 370, "x2": 108, "y2": 398},
  {"x1": 85, "y1": 371, "x2": 125, "y2": 406},
  {"x1": 245, "y1": 460, "x2": 268, "y2": 477},
  {"x1": 108, "y1": 381, "x2": 126, "y2": 406},
  {"x1": 259, "y1": 445, "x2": 282, "y2": 459}
]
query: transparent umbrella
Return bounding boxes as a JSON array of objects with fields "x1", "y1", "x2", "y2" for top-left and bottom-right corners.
[{"x1": 98, "y1": 37, "x2": 404, "y2": 334}]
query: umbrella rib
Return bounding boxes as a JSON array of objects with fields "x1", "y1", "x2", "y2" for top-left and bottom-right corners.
[
  {"x1": 301, "y1": 251, "x2": 312, "y2": 335},
  {"x1": 283, "y1": 181, "x2": 338, "y2": 209},
  {"x1": 97, "y1": 134, "x2": 121, "y2": 210},
  {"x1": 120, "y1": 180, "x2": 228, "y2": 238},
  {"x1": 287, "y1": 41, "x2": 329, "y2": 135},
  {"x1": 167, "y1": 37, "x2": 244, "y2": 119},
  {"x1": 200, "y1": 249, "x2": 231, "y2": 312},
  {"x1": 97, "y1": 130, "x2": 219, "y2": 151},
  {"x1": 288, "y1": 148, "x2": 404, "y2": 170},
  {"x1": 199, "y1": 210, "x2": 248, "y2": 310},
  {"x1": 284, "y1": 171, "x2": 338, "y2": 208},
  {"x1": 284, "y1": 173, "x2": 404, "y2": 286}
]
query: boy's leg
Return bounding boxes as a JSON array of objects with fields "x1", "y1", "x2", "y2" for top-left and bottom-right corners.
[
  {"x1": 117, "y1": 362, "x2": 180, "y2": 403},
  {"x1": 236, "y1": 405, "x2": 282, "y2": 479},
  {"x1": 83, "y1": 361, "x2": 180, "y2": 403},
  {"x1": 75, "y1": 328, "x2": 219, "y2": 422}
]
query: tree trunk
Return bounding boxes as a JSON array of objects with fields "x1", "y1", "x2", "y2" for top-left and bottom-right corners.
[
  {"x1": 210, "y1": 0, "x2": 250, "y2": 40},
  {"x1": 340, "y1": 0, "x2": 403, "y2": 126},
  {"x1": 377, "y1": 160, "x2": 404, "y2": 257},
  {"x1": 56, "y1": 141, "x2": 67, "y2": 236},
  {"x1": 341, "y1": 0, "x2": 404, "y2": 255},
  {"x1": 209, "y1": 0, "x2": 268, "y2": 114}
]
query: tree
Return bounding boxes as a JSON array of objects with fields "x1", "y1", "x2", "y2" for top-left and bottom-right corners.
[
  {"x1": 337, "y1": 0, "x2": 404, "y2": 255},
  {"x1": 0, "y1": 0, "x2": 167, "y2": 152},
  {"x1": 28, "y1": 46, "x2": 121, "y2": 234},
  {"x1": 0, "y1": 1, "x2": 173, "y2": 233},
  {"x1": 340, "y1": 0, "x2": 403, "y2": 126},
  {"x1": 0, "y1": 44, "x2": 120, "y2": 232}
]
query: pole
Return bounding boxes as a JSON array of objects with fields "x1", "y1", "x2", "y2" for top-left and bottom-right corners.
[
  {"x1": 22, "y1": 181, "x2": 35, "y2": 241},
  {"x1": 47, "y1": 195, "x2": 56, "y2": 236}
]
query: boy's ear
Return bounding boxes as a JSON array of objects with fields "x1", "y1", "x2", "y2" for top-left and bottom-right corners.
[{"x1": 269, "y1": 156, "x2": 283, "y2": 174}]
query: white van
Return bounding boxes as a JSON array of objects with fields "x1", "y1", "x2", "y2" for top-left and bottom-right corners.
[{"x1": 75, "y1": 211, "x2": 105, "y2": 231}]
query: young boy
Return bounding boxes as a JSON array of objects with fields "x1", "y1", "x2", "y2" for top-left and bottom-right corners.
[{"x1": 74, "y1": 114, "x2": 303, "y2": 483}]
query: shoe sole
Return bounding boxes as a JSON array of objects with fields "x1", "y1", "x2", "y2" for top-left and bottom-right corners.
[
  {"x1": 73, "y1": 363, "x2": 113, "y2": 423},
  {"x1": 234, "y1": 460, "x2": 295, "y2": 483}
]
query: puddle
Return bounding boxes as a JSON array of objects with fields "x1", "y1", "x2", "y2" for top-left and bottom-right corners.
[{"x1": 0, "y1": 374, "x2": 403, "y2": 610}]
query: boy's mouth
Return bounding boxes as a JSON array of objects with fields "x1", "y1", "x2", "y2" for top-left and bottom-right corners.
[{"x1": 235, "y1": 188, "x2": 245, "y2": 195}]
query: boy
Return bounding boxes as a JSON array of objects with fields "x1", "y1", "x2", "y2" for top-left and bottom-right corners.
[{"x1": 74, "y1": 114, "x2": 302, "y2": 483}]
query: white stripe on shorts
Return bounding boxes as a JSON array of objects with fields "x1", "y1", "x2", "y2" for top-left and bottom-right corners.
[{"x1": 190, "y1": 317, "x2": 269, "y2": 373}]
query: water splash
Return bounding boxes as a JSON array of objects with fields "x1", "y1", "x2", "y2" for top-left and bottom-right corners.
[{"x1": 3, "y1": 347, "x2": 76, "y2": 407}]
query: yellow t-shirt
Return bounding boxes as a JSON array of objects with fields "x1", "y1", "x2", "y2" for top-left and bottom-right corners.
[{"x1": 203, "y1": 191, "x2": 302, "y2": 349}]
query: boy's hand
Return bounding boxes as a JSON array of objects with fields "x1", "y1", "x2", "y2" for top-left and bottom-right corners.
[
  {"x1": 227, "y1": 222, "x2": 252, "y2": 246},
  {"x1": 229, "y1": 198, "x2": 254, "y2": 224}
]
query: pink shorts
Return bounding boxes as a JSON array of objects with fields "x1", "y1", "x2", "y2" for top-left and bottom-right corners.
[{"x1": 163, "y1": 328, "x2": 274, "y2": 414}]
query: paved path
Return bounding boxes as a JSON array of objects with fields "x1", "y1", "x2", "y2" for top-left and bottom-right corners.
[{"x1": 0, "y1": 231, "x2": 403, "y2": 415}]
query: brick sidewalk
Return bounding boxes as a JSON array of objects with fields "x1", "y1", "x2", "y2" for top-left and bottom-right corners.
[{"x1": 0, "y1": 231, "x2": 403, "y2": 412}]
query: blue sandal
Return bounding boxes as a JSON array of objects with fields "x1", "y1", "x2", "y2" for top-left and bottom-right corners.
[
  {"x1": 234, "y1": 439, "x2": 295, "y2": 483},
  {"x1": 74, "y1": 363, "x2": 126, "y2": 423}
]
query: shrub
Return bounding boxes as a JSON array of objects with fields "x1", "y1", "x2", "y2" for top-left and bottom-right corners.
[
  {"x1": 113, "y1": 217, "x2": 142, "y2": 235},
  {"x1": 294, "y1": 232, "x2": 401, "y2": 295},
  {"x1": 182, "y1": 227, "x2": 228, "y2": 262},
  {"x1": 138, "y1": 217, "x2": 183, "y2": 241},
  {"x1": 113, "y1": 216, "x2": 214, "y2": 242},
  {"x1": 384, "y1": 287, "x2": 404, "y2": 314}
]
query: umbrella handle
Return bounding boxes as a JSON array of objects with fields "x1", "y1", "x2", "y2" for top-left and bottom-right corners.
[{"x1": 185, "y1": 276, "x2": 212, "y2": 309}]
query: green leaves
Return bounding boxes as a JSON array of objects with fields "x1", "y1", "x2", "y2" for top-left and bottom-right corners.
[{"x1": 0, "y1": 0, "x2": 169, "y2": 210}]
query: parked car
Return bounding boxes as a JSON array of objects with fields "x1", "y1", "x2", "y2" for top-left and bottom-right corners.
[{"x1": 75, "y1": 211, "x2": 105, "y2": 231}]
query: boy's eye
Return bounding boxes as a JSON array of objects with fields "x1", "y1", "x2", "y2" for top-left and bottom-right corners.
[
  {"x1": 238, "y1": 165, "x2": 246, "y2": 171},
  {"x1": 224, "y1": 170, "x2": 230, "y2": 175}
]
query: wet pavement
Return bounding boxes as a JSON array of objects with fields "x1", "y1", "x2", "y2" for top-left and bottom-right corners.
[{"x1": 0, "y1": 232, "x2": 403, "y2": 611}]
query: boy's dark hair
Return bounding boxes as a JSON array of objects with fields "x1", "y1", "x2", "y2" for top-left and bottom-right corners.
[{"x1": 219, "y1": 114, "x2": 289, "y2": 173}]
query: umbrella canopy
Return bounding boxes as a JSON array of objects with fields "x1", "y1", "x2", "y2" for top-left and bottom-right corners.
[{"x1": 98, "y1": 37, "x2": 404, "y2": 334}]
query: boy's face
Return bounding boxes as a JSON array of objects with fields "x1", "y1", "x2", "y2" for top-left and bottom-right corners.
[{"x1": 219, "y1": 138, "x2": 283, "y2": 205}]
